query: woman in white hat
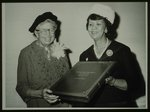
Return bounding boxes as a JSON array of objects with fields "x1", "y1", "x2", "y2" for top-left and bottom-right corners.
[{"x1": 79, "y1": 4, "x2": 145, "y2": 107}]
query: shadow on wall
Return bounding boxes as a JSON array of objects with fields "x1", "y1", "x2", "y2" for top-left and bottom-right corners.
[
  {"x1": 55, "y1": 19, "x2": 72, "y2": 69},
  {"x1": 107, "y1": 12, "x2": 120, "y2": 41},
  {"x1": 114, "y1": 12, "x2": 145, "y2": 102},
  {"x1": 114, "y1": 12, "x2": 146, "y2": 105}
]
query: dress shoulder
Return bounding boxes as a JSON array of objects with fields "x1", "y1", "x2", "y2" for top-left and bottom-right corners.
[
  {"x1": 80, "y1": 45, "x2": 93, "y2": 56},
  {"x1": 20, "y1": 41, "x2": 36, "y2": 55},
  {"x1": 112, "y1": 41, "x2": 130, "y2": 50},
  {"x1": 108, "y1": 41, "x2": 132, "y2": 55},
  {"x1": 79, "y1": 45, "x2": 93, "y2": 61}
]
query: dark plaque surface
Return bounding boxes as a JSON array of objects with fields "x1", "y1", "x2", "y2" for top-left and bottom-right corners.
[{"x1": 50, "y1": 61, "x2": 116, "y2": 103}]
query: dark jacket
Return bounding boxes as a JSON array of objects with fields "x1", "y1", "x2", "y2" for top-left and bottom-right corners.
[{"x1": 79, "y1": 41, "x2": 145, "y2": 107}]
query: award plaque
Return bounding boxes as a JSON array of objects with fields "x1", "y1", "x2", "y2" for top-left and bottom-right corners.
[{"x1": 50, "y1": 61, "x2": 116, "y2": 103}]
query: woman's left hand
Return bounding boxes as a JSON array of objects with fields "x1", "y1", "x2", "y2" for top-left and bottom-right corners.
[
  {"x1": 105, "y1": 76, "x2": 128, "y2": 91},
  {"x1": 105, "y1": 76, "x2": 116, "y2": 86}
]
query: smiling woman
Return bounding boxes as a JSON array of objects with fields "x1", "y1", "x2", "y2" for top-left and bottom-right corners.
[
  {"x1": 34, "y1": 20, "x2": 57, "y2": 47},
  {"x1": 15, "y1": 12, "x2": 71, "y2": 107},
  {"x1": 78, "y1": 4, "x2": 145, "y2": 107}
]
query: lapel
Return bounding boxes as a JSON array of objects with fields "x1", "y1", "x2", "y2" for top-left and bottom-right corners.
[{"x1": 99, "y1": 41, "x2": 120, "y2": 60}]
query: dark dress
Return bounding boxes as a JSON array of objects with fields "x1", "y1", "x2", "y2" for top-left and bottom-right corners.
[
  {"x1": 79, "y1": 40, "x2": 145, "y2": 107},
  {"x1": 16, "y1": 41, "x2": 70, "y2": 107}
]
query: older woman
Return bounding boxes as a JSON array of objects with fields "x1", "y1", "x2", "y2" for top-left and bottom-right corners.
[
  {"x1": 79, "y1": 4, "x2": 145, "y2": 107},
  {"x1": 16, "y1": 12, "x2": 71, "y2": 107}
]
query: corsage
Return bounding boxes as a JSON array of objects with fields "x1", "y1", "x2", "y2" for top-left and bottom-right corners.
[{"x1": 51, "y1": 40, "x2": 67, "y2": 59}]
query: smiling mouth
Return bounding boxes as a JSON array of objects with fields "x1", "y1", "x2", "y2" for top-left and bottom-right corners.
[{"x1": 91, "y1": 31, "x2": 98, "y2": 35}]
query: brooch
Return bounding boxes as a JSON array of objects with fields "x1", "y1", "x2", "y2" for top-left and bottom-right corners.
[
  {"x1": 106, "y1": 49, "x2": 113, "y2": 57},
  {"x1": 86, "y1": 58, "x2": 88, "y2": 61}
]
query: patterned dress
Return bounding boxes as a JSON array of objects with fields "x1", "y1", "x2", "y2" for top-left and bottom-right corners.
[{"x1": 16, "y1": 40, "x2": 70, "y2": 107}]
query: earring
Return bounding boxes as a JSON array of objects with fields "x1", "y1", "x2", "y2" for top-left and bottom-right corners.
[{"x1": 105, "y1": 28, "x2": 108, "y2": 33}]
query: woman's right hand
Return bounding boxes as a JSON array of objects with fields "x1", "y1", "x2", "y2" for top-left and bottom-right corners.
[{"x1": 42, "y1": 88, "x2": 60, "y2": 104}]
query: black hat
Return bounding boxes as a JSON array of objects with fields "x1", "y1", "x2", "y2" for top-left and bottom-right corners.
[{"x1": 29, "y1": 12, "x2": 58, "y2": 33}]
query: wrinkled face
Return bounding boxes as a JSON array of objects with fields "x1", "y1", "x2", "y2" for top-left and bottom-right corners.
[
  {"x1": 87, "y1": 19, "x2": 107, "y2": 40},
  {"x1": 35, "y1": 19, "x2": 57, "y2": 46}
]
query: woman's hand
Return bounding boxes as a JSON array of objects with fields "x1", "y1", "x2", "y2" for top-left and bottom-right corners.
[
  {"x1": 105, "y1": 76, "x2": 116, "y2": 86},
  {"x1": 105, "y1": 76, "x2": 128, "y2": 91},
  {"x1": 42, "y1": 88, "x2": 60, "y2": 104}
]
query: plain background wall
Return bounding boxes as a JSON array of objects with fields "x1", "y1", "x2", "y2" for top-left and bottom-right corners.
[{"x1": 2, "y1": 2, "x2": 147, "y2": 109}]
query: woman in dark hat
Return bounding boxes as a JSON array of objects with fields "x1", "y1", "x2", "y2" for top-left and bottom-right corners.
[
  {"x1": 16, "y1": 12, "x2": 71, "y2": 107},
  {"x1": 78, "y1": 4, "x2": 145, "y2": 107}
]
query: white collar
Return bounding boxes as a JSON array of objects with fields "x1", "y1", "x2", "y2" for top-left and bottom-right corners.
[{"x1": 93, "y1": 38, "x2": 111, "y2": 59}]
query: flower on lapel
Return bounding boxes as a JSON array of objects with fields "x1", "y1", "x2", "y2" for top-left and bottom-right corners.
[
  {"x1": 51, "y1": 40, "x2": 67, "y2": 59},
  {"x1": 106, "y1": 49, "x2": 113, "y2": 57}
]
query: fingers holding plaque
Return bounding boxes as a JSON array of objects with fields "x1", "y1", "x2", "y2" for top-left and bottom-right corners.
[
  {"x1": 105, "y1": 76, "x2": 116, "y2": 86},
  {"x1": 43, "y1": 88, "x2": 60, "y2": 104}
]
